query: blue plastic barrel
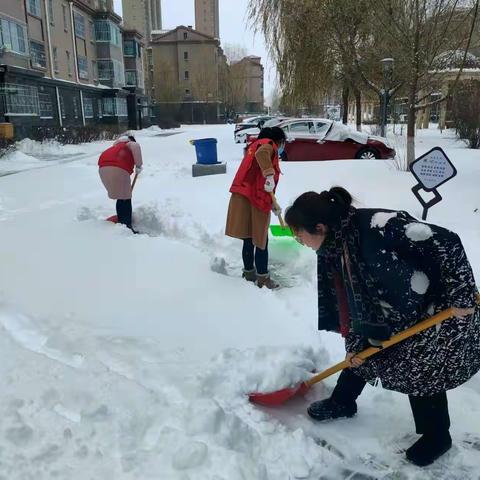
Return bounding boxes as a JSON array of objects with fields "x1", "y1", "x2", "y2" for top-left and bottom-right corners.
[{"x1": 190, "y1": 138, "x2": 218, "y2": 165}]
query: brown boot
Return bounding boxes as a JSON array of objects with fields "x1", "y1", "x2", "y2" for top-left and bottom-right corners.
[
  {"x1": 242, "y1": 269, "x2": 257, "y2": 282},
  {"x1": 256, "y1": 273, "x2": 280, "y2": 290}
]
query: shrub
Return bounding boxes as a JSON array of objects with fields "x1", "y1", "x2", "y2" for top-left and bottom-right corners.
[{"x1": 451, "y1": 81, "x2": 480, "y2": 149}]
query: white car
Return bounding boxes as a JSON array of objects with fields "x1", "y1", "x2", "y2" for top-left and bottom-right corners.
[{"x1": 234, "y1": 117, "x2": 290, "y2": 143}]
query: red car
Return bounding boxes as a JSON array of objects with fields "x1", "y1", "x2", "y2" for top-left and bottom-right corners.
[{"x1": 247, "y1": 118, "x2": 396, "y2": 161}]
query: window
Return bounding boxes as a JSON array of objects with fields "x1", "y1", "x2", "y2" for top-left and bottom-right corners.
[
  {"x1": 185, "y1": 89, "x2": 190, "y2": 95},
  {"x1": 53, "y1": 47, "x2": 59, "y2": 72},
  {"x1": 184, "y1": 51, "x2": 188, "y2": 60},
  {"x1": 91, "y1": 60, "x2": 97, "y2": 80},
  {"x1": 27, "y1": 0, "x2": 41, "y2": 17},
  {"x1": 123, "y1": 40, "x2": 135, "y2": 57},
  {"x1": 0, "y1": 19, "x2": 28, "y2": 55},
  {"x1": 83, "y1": 97, "x2": 94, "y2": 118},
  {"x1": 72, "y1": 96, "x2": 80, "y2": 119},
  {"x1": 59, "y1": 94, "x2": 66, "y2": 119},
  {"x1": 39, "y1": 92, "x2": 53, "y2": 119},
  {"x1": 62, "y1": 5, "x2": 68, "y2": 31},
  {"x1": 183, "y1": 32, "x2": 188, "y2": 39},
  {"x1": 102, "y1": 97, "x2": 127, "y2": 117},
  {"x1": 125, "y1": 70, "x2": 137, "y2": 86},
  {"x1": 315, "y1": 121, "x2": 329, "y2": 135},
  {"x1": 288, "y1": 121, "x2": 311, "y2": 133},
  {"x1": 97, "y1": 98, "x2": 102, "y2": 118},
  {"x1": 184, "y1": 70, "x2": 189, "y2": 80},
  {"x1": 0, "y1": 83, "x2": 40, "y2": 116},
  {"x1": 78, "y1": 56, "x2": 88, "y2": 79},
  {"x1": 89, "y1": 21, "x2": 95, "y2": 43},
  {"x1": 30, "y1": 41, "x2": 47, "y2": 68},
  {"x1": 66, "y1": 51, "x2": 72, "y2": 76},
  {"x1": 95, "y1": 20, "x2": 121, "y2": 46},
  {"x1": 97, "y1": 59, "x2": 125, "y2": 87},
  {"x1": 48, "y1": 0, "x2": 54, "y2": 24},
  {"x1": 74, "y1": 12, "x2": 85, "y2": 39}
]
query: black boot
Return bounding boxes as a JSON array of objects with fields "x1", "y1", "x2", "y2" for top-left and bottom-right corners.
[
  {"x1": 406, "y1": 431, "x2": 452, "y2": 467},
  {"x1": 308, "y1": 397, "x2": 357, "y2": 421},
  {"x1": 406, "y1": 392, "x2": 452, "y2": 466},
  {"x1": 308, "y1": 368, "x2": 366, "y2": 421}
]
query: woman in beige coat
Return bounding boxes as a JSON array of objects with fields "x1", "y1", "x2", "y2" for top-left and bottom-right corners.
[
  {"x1": 98, "y1": 134, "x2": 143, "y2": 231},
  {"x1": 225, "y1": 127, "x2": 286, "y2": 289}
]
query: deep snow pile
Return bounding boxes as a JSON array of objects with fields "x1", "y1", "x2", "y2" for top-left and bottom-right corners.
[{"x1": 0, "y1": 124, "x2": 479, "y2": 479}]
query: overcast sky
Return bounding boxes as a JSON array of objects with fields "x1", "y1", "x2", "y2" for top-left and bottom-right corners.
[{"x1": 113, "y1": 0, "x2": 277, "y2": 101}]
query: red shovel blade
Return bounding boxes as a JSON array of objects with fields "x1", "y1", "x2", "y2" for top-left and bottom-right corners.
[
  {"x1": 106, "y1": 215, "x2": 118, "y2": 223},
  {"x1": 249, "y1": 381, "x2": 310, "y2": 406}
]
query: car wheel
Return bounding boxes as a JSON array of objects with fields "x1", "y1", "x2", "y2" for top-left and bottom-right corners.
[{"x1": 356, "y1": 148, "x2": 379, "y2": 159}]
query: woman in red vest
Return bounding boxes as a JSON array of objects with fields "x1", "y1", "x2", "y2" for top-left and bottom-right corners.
[
  {"x1": 98, "y1": 133, "x2": 143, "y2": 231},
  {"x1": 225, "y1": 126, "x2": 286, "y2": 289}
]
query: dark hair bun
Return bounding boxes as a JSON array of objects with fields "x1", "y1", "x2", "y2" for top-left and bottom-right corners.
[{"x1": 329, "y1": 186, "x2": 352, "y2": 208}]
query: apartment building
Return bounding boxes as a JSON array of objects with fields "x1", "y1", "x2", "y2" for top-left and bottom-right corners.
[
  {"x1": 0, "y1": 0, "x2": 149, "y2": 139},
  {"x1": 149, "y1": 25, "x2": 227, "y2": 122},
  {"x1": 230, "y1": 55, "x2": 264, "y2": 113}
]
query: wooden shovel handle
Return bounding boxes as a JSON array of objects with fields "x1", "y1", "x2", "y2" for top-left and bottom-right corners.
[
  {"x1": 269, "y1": 192, "x2": 286, "y2": 228},
  {"x1": 131, "y1": 172, "x2": 139, "y2": 191},
  {"x1": 306, "y1": 294, "x2": 480, "y2": 387}
]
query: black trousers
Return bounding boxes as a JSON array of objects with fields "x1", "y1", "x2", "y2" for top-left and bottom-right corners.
[
  {"x1": 331, "y1": 369, "x2": 450, "y2": 434},
  {"x1": 116, "y1": 199, "x2": 132, "y2": 227},
  {"x1": 242, "y1": 238, "x2": 268, "y2": 275}
]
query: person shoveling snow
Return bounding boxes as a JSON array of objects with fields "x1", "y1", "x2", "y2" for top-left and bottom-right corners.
[
  {"x1": 252, "y1": 186, "x2": 480, "y2": 468},
  {"x1": 98, "y1": 133, "x2": 143, "y2": 233}
]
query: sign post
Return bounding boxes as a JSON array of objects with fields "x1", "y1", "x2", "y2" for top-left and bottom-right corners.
[{"x1": 409, "y1": 147, "x2": 457, "y2": 220}]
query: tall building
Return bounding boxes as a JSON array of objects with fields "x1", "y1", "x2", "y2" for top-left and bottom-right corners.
[
  {"x1": 0, "y1": 0, "x2": 150, "y2": 139},
  {"x1": 122, "y1": 0, "x2": 162, "y2": 41},
  {"x1": 195, "y1": 0, "x2": 219, "y2": 39}
]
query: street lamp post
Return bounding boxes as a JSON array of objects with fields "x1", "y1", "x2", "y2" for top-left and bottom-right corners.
[{"x1": 380, "y1": 57, "x2": 394, "y2": 137}]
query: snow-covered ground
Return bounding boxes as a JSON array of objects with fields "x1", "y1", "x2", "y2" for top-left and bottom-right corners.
[{"x1": 0, "y1": 124, "x2": 479, "y2": 479}]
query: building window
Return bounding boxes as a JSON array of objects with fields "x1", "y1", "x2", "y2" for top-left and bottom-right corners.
[
  {"x1": 97, "y1": 98, "x2": 102, "y2": 118},
  {"x1": 39, "y1": 92, "x2": 53, "y2": 119},
  {"x1": 78, "y1": 56, "x2": 88, "y2": 79},
  {"x1": 74, "y1": 12, "x2": 85, "y2": 39},
  {"x1": 62, "y1": 5, "x2": 68, "y2": 31},
  {"x1": 48, "y1": 0, "x2": 54, "y2": 24},
  {"x1": 123, "y1": 40, "x2": 135, "y2": 57},
  {"x1": 0, "y1": 19, "x2": 28, "y2": 55},
  {"x1": 184, "y1": 51, "x2": 188, "y2": 60},
  {"x1": 72, "y1": 96, "x2": 80, "y2": 119},
  {"x1": 102, "y1": 97, "x2": 128, "y2": 117},
  {"x1": 0, "y1": 83, "x2": 40, "y2": 116},
  {"x1": 183, "y1": 32, "x2": 188, "y2": 40},
  {"x1": 27, "y1": 0, "x2": 41, "y2": 17},
  {"x1": 30, "y1": 41, "x2": 47, "y2": 68},
  {"x1": 95, "y1": 20, "x2": 121, "y2": 46},
  {"x1": 185, "y1": 89, "x2": 190, "y2": 94},
  {"x1": 184, "y1": 70, "x2": 189, "y2": 80},
  {"x1": 92, "y1": 60, "x2": 97, "y2": 80},
  {"x1": 53, "y1": 47, "x2": 59, "y2": 72},
  {"x1": 83, "y1": 97, "x2": 94, "y2": 118},
  {"x1": 89, "y1": 21, "x2": 95, "y2": 43},
  {"x1": 97, "y1": 59, "x2": 125, "y2": 87},
  {"x1": 125, "y1": 70, "x2": 137, "y2": 86},
  {"x1": 59, "y1": 94, "x2": 66, "y2": 119},
  {"x1": 66, "y1": 51, "x2": 72, "y2": 76}
]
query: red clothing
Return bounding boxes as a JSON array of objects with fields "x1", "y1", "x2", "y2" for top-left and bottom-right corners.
[
  {"x1": 229, "y1": 139, "x2": 281, "y2": 213},
  {"x1": 98, "y1": 141, "x2": 135, "y2": 174}
]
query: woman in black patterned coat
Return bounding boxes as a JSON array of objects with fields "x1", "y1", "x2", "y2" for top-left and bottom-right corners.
[{"x1": 284, "y1": 187, "x2": 479, "y2": 467}]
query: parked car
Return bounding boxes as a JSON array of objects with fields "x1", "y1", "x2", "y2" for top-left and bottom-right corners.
[
  {"x1": 234, "y1": 116, "x2": 273, "y2": 143},
  {"x1": 247, "y1": 118, "x2": 396, "y2": 160},
  {"x1": 234, "y1": 117, "x2": 290, "y2": 143}
]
